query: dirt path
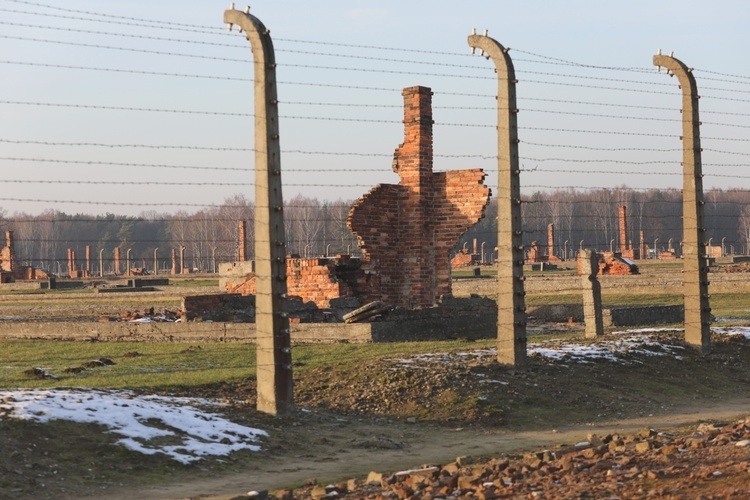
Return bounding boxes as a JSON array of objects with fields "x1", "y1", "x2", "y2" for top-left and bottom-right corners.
[{"x1": 110, "y1": 396, "x2": 750, "y2": 500}]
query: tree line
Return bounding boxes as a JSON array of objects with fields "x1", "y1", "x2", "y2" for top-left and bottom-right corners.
[{"x1": 1, "y1": 188, "x2": 748, "y2": 275}]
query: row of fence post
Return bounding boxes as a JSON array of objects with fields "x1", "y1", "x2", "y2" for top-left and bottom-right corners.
[{"x1": 225, "y1": 6, "x2": 711, "y2": 416}]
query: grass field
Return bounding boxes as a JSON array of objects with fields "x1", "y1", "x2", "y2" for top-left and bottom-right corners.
[{"x1": 0, "y1": 339, "x2": 500, "y2": 391}]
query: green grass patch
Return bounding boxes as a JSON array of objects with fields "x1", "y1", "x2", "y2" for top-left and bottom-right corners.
[
  {"x1": 709, "y1": 293, "x2": 750, "y2": 318},
  {"x1": 0, "y1": 342, "x2": 257, "y2": 390},
  {"x1": 0, "y1": 339, "x2": 502, "y2": 391},
  {"x1": 526, "y1": 290, "x2": 750, "y2": 319}
]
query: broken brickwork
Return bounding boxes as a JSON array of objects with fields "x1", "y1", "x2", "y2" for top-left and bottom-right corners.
[
  {"x1": 347, "y1": 86, "x2": 490, "y2": 309},
  {"x1": 618, "y1": 206, "x2": 629, "y2": 252},
  {"x1": 578, "y1": 251, "x2": 639, "y2": 276},
  {"x1": 225, "y1": 255, "x2": 378, "y2": 309},
  {"x1": 618, "y1": 206, "x2": 639, "y2": 260},
  {"x1": 450, "y1": 249, "x2": 477, "y2": 267},
  {"x1": 639, "y1": 230, "x2": 646, "y2": 261},
  {"x1": 67, "y1": 248, "x2": 89, "y2": 278},
  {"x1": 526, "y1": 241, "x2": 542, "y2": 263},
  {"x1": 113, "y1": 248, "x2": 121, "y2": 275},
  {"x1": 1, "y1": 231, "x2": 49, "y2": 282},
  {"x1": 547, "y1": 224, "x2": 561, "y2": 262},
  {"x1": 238, "y1": 220, "x2": 247, "y2": 262},
  {"x1": 452, "y1": 238, "x2": 481, "y2": 267},
  {"x1": 0, "y1": 231, "x2": 17, "y2": 282},
  {"x1": 171, "y1": 248, "x2": 177, "y2": 275},
  {"x1": 68, "y1": 249, "x2": 79, "y2": 278},
  {"x1": 658, "y1": 250, "x2": 677, "y2": 260},
  {"x1": 547, "y1": 224, "x2": 555, "y2": 260}
]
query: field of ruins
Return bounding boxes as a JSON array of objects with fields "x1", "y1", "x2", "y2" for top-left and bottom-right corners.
[{"x1": 2, "y1": 2, "x2": 750, "y2": 499}]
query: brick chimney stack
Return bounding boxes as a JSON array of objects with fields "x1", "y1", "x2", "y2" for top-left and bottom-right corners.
[
  {"x1": 547, "y1": 224, "x2": 555, "y2": 259},
  {"x1": 238, "y1": 220, "x2": 247, "y2": 262},
  {"x1": 393, "y1": 86, "x2": 433, "y2": 193},
  {"x1": 618, "y1": 206, "x2": 629, "y2": 251}
]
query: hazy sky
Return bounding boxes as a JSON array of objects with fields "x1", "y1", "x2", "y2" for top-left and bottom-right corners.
[{"x1": 0, "y1": 0, "x2": 748, "y2": 216}]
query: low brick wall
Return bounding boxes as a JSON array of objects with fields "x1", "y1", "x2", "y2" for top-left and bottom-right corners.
[{"x1": 181, "y1": 294, "x2": 254, "y2": 321}]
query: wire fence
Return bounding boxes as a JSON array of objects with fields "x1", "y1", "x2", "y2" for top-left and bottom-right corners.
[{"x1": 0, "y1": 4, "x2": 748, "y2": 302}]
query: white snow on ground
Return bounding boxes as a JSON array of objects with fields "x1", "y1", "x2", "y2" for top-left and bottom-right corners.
[
  {"x1": 529, "y1": 334, "x2": 686, "y2": 364},
  {"x1": 389, "y1": 326, "x2": 750, "y2": 369},
  {"x1": 0, "y1": 389, "x2": 267, "y2": 464},
  {"x1": 713, "y1": 325, "x2": 750, "y2": 340},
  {"x1": 390, "y1": 331, "x2": 692, "y2": 368}
]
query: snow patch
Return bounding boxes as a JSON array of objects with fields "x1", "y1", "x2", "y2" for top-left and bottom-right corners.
[{"x1": 0, "y1": 389, "x2": 267, "y2": 463}]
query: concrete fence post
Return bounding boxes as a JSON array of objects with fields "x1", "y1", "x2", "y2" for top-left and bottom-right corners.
[
  {"x1": 653, "y1": 50, "x2": 711, "y2": 353},
  {"x1": 153, "y1": 248, "x2": 158, "y2": 276},
  {"x1": 580, "y1": 249, "x2": 604, "y2": 338},
  {"x1": 468, "y1": 30, "x2": 527, "y2": 369},
  {"x1": 225, "y1": 5, "x2": 293, "y2": 415},
  {"x1": 98, "y1": 248, "x2": 104, "y2": 277}
]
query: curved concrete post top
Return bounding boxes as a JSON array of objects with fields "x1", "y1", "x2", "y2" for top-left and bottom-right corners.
[
  {"x1": 468, "y1": 30, "x2": 515, "y2": 80},
  {"x1": 224, "y1": 8, "x2": 275, "y2": 70},
  {"x1": 653, "y1": 51, "x2": 698, "y2": 96}
]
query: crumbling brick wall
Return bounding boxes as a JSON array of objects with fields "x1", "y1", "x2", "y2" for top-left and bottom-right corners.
[
  {"x1": 1, "y1": 231, "x2": 50, "y2": 282},
  {"x1": 0, "y1": 231, "x2": 17, "y2": 272},
  {"x1": 578, "y1": 251, "x2": 639, "y2": 276},
  {"x1": 347, "y1": 86, "x2": 490, "y2": 309},
  {"x1": 225, "y1": 255, "x2": 378, "y2": 309},
  {"x1": 450, "y1": 250, "x2": 476, "y2": 267}
]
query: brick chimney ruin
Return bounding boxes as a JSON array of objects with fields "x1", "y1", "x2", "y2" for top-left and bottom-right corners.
[
  {"x1": 618, "y1": 206, "x2": 638, "y2": 260},
  {"x1": 347, "y1": 86, "x2": 490, "y2": 309}
]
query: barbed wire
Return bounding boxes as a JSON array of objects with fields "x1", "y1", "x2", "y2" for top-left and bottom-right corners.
[
  {"x1": 0, "y1": 59, "x2": 253, "y2": 82},
  {"x1": 5, "y1": 99, "x2": 750, "y2": 133},
  {"x1": 8, "y1": 0, "x2": 750, "y2": 86},
  {"x1": 1, "y1": 0, "x2": 227, "y2": 32},
  {"x1": 0, "y1": 178, "x2": 382, "y2": 188}
]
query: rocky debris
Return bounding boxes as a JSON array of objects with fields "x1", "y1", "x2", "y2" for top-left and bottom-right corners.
[
  {"x1": 62, "y1": 366, "x2": 86, "y2": 374},
  {"x1": 22, "y1": 367, "x2": 59, "y2": 380},
  {"x1": 82, "y1": 358, "x2": 116, "y2": 368},
  {"x1": 180, "y1": 345, "x2": 202, "y2": 354},
  {"x1": 253, "y1": 418, "x2": 750, "y2": 499},
  {"x1": 99, "y1": 307, "x2": 181, "y2": 323},
  {"x1": 62, "y1": 357, "x2": 116, "y2": 374},
  {"x1": 721, "y1": 262, "x2": 750, "y2": 273}
]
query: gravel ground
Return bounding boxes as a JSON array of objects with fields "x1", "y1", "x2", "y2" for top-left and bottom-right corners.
[{"x1": 237, "y1": 418, "x2": 750, "y2": 499}]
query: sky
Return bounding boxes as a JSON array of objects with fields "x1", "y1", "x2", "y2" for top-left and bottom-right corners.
[{"x1": 0, "y1": 0, "x2": 749, "y2": 216}]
